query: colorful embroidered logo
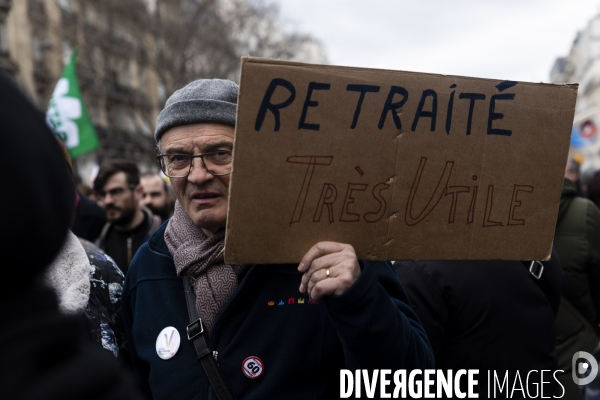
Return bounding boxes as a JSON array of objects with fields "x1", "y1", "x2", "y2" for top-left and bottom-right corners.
[{"x1": 268, "y1": 297, "x2": 309, "y2": 306}]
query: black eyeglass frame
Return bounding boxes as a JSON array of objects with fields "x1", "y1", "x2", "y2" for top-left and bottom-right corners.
[{"x1": 156, "y1": 151, "x2": 233, "y2": 178}]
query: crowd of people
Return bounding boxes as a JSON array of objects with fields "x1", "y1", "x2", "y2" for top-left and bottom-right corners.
[{"x1": 3, "y1": 69, "x2": 600, "y2": 400}]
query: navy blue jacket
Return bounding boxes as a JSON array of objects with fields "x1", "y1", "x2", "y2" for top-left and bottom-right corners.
[{"x1": 123, "y1": 223, "x2": 433, "y2": 399}]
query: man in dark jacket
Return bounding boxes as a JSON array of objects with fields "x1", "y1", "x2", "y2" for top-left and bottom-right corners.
[
  {"x1": 94, "y1": 160, "x2": 161, "y2": 274},
  {"x1": 554, "y1": 177, "x2": 600, "y2": 399},
  {"x1": 395, "y1": 251, "x2": 563, "y2": 398},
  {"x1": 123, "y1": 79, "x2": 433, "y2": 399}
]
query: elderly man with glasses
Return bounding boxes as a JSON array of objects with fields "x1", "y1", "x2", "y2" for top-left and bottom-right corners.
[
  {"x1": 122, "y1": 79, "x2": 433, "y2": 400},
  {"x1": 93, "y1": 159, "x2": 161, "y2": 273}
]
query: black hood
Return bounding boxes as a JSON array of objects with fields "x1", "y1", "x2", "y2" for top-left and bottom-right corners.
[{"x1": 0, "y1": 73, "x2": 74, "y2": 297}]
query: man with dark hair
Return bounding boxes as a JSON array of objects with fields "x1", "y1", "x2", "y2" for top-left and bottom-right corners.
[
  {"x1": 139, "y1": 172, "x2": 173, "y2": 223},
  {"x1": 94, "y1": 159, "x2": 160, "y2": 273}
]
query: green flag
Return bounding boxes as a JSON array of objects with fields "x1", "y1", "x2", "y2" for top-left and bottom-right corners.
[{"x1": 47, "y1": 48, "x2": 99, "y2": 158}]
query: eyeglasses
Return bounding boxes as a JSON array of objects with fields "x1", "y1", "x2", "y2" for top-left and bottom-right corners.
[
  {"x1": 156, "y1": 151, "x2": 233, "y2": 178},
  {"x1": 97, "y1": 184, "x2": 136, "y2": 200}
]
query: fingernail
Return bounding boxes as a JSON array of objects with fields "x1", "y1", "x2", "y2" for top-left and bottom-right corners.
[{"x1": 298, "y1": 263, "x2": 304, "y2": 271}]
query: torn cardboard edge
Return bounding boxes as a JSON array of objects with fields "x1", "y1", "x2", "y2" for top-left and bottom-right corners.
[{"x1": 225, "y1": 57, "x2": 577, "y2": 263}]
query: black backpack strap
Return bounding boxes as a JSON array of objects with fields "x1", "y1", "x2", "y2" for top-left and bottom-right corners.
[
  {"x1": 182, "y1": 276, "x2": 237, "y2": 400},
  {"x1": 524, "y1": 260, "x2": 544, "y2": 280},
  {"x1": 521, "y1": 254, "x2": 559, "y2": 316},
  {"x1": 521, "y1": 260, "x2": 552, "y2": 295}
]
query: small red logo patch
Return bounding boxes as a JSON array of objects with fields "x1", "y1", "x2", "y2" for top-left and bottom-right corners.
[{"x1": 242, "y1": 356, "x2": 264, "y2": 379}]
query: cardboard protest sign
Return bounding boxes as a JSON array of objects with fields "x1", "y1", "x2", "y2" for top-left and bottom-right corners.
[{"x1": 225, "y1": 57, "x2": 577, "y2": 264}]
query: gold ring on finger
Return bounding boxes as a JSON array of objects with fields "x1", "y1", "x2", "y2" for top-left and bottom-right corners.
[{"x1": 326, "y1": 268, "x2": 330, "y2": 278}]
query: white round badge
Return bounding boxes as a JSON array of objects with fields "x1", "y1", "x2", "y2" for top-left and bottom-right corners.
[
  {"x1": 242, "y1": 356, "x2": 264, "y2": 379},
  {"x1": 156, "y1": 327, "x2": 181, "y2": 360}
]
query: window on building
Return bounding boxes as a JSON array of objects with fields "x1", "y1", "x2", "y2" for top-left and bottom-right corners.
[
  {"x1": 32, "y1": 36, "x2": 42, "y2": 62},
  {"x1": 62, "y1": 41, "x2": 73, "y2": 65},
  {"x1": 83, "y1": 3, "x2": 96, "y2": 24},
  {"x1": 114, "y1": 58, "x2": 132, "y2": 88},
  {"x1": 0, "y1": 19, "x2": 7, "y2": 56},
  {"x1": 158, "y1": 82, "x2": 166, "y2": 103},
  {"x1": 58, "y1": 0, "x2": 71, "y2": 11},
  {"x1": 147, "y1": 0, "x2": 157, "y2": 14},
  {"x1": 116, "y1": 108, "x2": 136, "y2": 133},
  {"x1": 87, "y1": 104, "x2": 100, "y2": 123},
  {"x1": 96, "y1": 10, "x2": 107, "y2": 30},
  {"x1": 139, "y1": 67, "x2": 148, "y2": 89},
  {"x1": 135, "y1": 112, "x2": 152, "y2": 135}
]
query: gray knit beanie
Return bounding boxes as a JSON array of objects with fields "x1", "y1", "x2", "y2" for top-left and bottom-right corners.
[{"x1": 154, "y1": 79, "x2": 238, "y2": 142}]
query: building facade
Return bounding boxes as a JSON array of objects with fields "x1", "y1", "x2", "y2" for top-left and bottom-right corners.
[
  {"x1": 3, "y1": 0, "x2": 160, "y2": 183},
  {"x1": 551, "y1": 14, "x2": 600, "y2": 171},
  {"x1": 3, "y1": 0, "x2": 326, "y2": 185}
]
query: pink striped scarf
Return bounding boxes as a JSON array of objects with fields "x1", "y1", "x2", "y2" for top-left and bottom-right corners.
[{"x1": 165, "y1": 201, "x2": 247, "y2": 334}]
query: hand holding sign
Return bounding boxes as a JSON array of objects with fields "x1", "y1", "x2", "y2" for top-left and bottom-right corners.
[{"x1": 298, "y1": 242, "x2": 361, "y2": 302}]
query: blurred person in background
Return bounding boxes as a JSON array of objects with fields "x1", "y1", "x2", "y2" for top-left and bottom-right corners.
[
  {"x1": 586, "y1": 170, "x2": 600, "y2": 209},
  {"x1": 78, "y1": 182, "x2": 94, "y2": 197},
  {"x1": 394, "y1": 250, "x2": 563, "y2": 398},
  {"x1": 566, "y1": 156, "x2": 585, "y2": 196},
  {"x1": 580, "y1": 165, "x2": 598, "y2": 198},
  {"x1": 553, "y1": 173, "x2": 600, "y2": 399},
  {"x1": 579, "y1": 169, "x2": 600, "y2": 400},
  {"x1": 139, "y1": 172, "x2": 173, "y2": 223},
  {"x1": 94, "y1": 160, "x2": 161, "y2": 274},
  {"x1": 0, "y1": 73, "x2": 143, "y2": 400}
]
